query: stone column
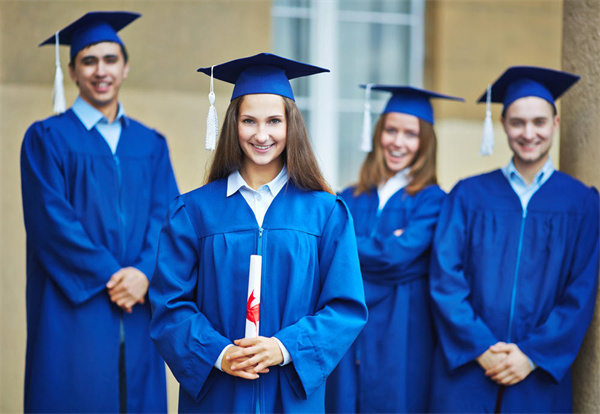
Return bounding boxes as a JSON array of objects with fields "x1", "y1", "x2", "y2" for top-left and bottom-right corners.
[{"x1": 561, "y1": 1, "x2": 600, "y2": 412}]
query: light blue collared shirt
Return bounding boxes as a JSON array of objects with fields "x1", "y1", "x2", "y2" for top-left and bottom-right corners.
[
  {"x1": 215, "y1": 165, "x2": 291, "y2": 371},
  {"x1": 71, "y1": 96, "x2": 128, "y2": 154},
  {"x1": 501, "y1": 157, "x2": 555, "y2": 211}
]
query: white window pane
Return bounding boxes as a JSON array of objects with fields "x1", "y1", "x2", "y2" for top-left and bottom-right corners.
[{"x1": 338, "y1": 21, "x2": 411, "y2": 100}]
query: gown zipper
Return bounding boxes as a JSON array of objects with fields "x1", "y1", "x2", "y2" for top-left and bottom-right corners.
[{"x1": 507, "y1": 209, "x2": 527, "y2": 342}]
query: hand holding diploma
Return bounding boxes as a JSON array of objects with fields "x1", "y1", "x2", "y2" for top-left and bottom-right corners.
[
  {"x1": 223, "y1": 255, "x2": 283, "y2": 379},
  {"x1": 226, "y1": 337, "x2": 283, "y2": 377}
]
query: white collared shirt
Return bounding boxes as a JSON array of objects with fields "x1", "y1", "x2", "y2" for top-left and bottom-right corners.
[
  {"x1": 377, "y1": 168, "x2": 411, "y2": 211},
  {"x1": 227, "y1": 165, "x2": 289, "y2": 227},
  {"x1": 501, "y1": 158, "x2": 555, "y2": 211},
  {"x1": 72, "y1": 96, "x2": 127, "y2": 154},
  {"x1": 215, "y1": 165, "x2": 291, "y2": 370}
]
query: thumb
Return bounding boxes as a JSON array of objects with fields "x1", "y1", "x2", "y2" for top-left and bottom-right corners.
[{"x1": 106, "y1": 270, "x2": 124, "y2": 289}]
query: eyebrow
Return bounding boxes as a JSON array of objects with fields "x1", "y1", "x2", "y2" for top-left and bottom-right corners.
[{"x1": 80, "y1": 53, "x2": 120, "y2": 61}]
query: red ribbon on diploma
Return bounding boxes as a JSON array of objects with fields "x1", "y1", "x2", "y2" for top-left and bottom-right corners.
[{"x1": 246, "y1": 290, "x2": 260, "y2": 331}]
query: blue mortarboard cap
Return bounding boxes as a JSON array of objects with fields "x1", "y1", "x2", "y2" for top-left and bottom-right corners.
[
  {"x1": 357, "y1": 85, "x2": 463, "y2": 152},
  {"x1": 197, "y1": 53, "x2": 330, "y2": 101},
  {"x1": 476, "y1": 66, "x2": 580, "y2": 113},
  {"x1": 361, "y1": 85, "x2": 464, "y2": 124},
  {"x1": 39, "y1": 11, "x2": 141, "y2": 60}
]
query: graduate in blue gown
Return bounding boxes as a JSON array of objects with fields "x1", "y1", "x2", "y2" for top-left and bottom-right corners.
[
  {"x1": 149, "y1": 53, "x2": 368, "y2": 413},
  {"x1": 21, "y1": 12, "x2": 178, "y2": 413},
  {"x1": 325, "y1": 85, "x2": 463, "y2": 413},
  {"x1": 429, "y1": 66, "x2": 600, "y2": 413}
]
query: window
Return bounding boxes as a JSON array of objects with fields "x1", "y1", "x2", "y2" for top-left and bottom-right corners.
[{"x1": 272, "y1": 0, "x2": 425, "y2": 190}]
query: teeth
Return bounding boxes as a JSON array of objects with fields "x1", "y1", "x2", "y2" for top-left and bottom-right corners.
[
  {"x1": 390, "y1": 151, "x2": 406, "y2": 157},
  {"x1": 254, "y1": 144, "x2": 271, "y2": 150},
  {"x1": 97, "y1": 82, "x2": 109, "y2": 88}
]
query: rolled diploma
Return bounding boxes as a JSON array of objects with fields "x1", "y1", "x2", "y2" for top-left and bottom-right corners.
[{"x1": 245, "y1": 255, "x2": 262, "y2": 338}]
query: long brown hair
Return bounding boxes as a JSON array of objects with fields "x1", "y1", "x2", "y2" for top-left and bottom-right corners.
[
  {"x1": 354, "y1": 113, "x2": 438, "y2": 196},
  {"x1": 206, "y1": 95, "x2": 333, "y2": 195}
]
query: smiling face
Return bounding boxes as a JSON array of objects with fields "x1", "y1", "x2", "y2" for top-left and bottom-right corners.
[
  {"x1": 379, "y1": 112, "x2": 421, "y2": 175},
  {"x1": 238, "y1": 93, "x2": 287, "y2": 176},
  {"x1": 68, "y1": 41, "x2": 129, "y2": 120},
  {"x1": 501, "y1": 96, "x2": 559, "y2": 173}
]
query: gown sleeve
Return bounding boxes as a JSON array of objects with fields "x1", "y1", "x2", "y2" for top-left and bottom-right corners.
[
  {"x1": 273, "y1": 197, "x2": 368, "y2": 399},
  {"x1": 149, "y1": 197, "x2": 232, "y2": 400},
  {"x1": 356, "y1": 186, "x2": 445, "y2": 285},
  {"x1": 517, "y1": 188, "x2": 600, "y2": 382},
  {"x1": 20, "y1": 122, "x2": 122, "y2": 305},
  {"x1": 429, "y1": 182, "x2": 499, "y2": 371},
  {"x1": 131, "y1": 136, "x2": 179, "y2": 280}
]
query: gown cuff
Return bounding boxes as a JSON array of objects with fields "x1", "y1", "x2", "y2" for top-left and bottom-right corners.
[
  {"x1": 214, "y1": 344, "x2": 234, "y2": 371},
  {"x1": 273, "y1": 337, "x2": 292, "y2": 365}
]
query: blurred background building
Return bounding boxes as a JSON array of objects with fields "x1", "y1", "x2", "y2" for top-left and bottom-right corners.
[{"x1": 1, "y1": 0, "x2": 598, "y2": 412}]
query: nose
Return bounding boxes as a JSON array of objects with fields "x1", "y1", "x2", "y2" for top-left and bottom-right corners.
[
  {"x1": 393, "y1": 132, "x2": 406, "y2": 148},
  {"x1": 254, "y1": 126, "x2": 269, "y2": 143},
  {"x1": 523, "y1": 122, "x2": 535, "y2": 140},
  {"x1": 95, "y1": 61, "x2": 107, "y2": 76}
]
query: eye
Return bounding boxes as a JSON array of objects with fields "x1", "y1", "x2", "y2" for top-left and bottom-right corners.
[
  {"x1": 406, "y1": 130, "x2": 419, "y2": 138},
  {"x1": 534, "y1": 118, "x2": 547, "y2": 126},
  {"x1": 240, "y1": 118, "x2": 255, "y2": 124},
  {"x1": 509, "y1": 120, "x2": 523, "y2": 127},
  {"x1": 268, "y1": 118, "x2": 283, "y2": 125},
  {"x1": 384, "y1": 128, "x2": 398, "y2": 135},
  {"x1": 104, "y1": 56, "x2": 119, "y2": 64},
  {"x1": 81, "y1": 57, "x2": 97, "y2": 66}
]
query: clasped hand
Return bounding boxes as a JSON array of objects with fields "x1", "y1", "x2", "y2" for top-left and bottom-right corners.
[
  {"x1": 222, "y1": 337, "x2": 284, "y2": 380},
  {"x1": 106, "y1": 267, "x2": 149, "y2": 313},
  {"x1": 477, "y1": 342, "x2": 533, "y2": 386}
]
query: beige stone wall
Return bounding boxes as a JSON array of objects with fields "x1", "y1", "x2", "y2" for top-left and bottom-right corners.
[
  {"x1": 1, "y1": 1, "x2": 270, "y2": 412},
  {"x1": 561, "y1": 1, "x2": 600, "y2": 412},
  {"x1": 426, "y1": 0, "x2": 563, "y2": 120}
]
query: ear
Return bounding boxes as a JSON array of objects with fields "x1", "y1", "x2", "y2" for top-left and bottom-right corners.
[
  {"x1": 68, "y1": 63, "x2": 77, "y2": 83},
  {"x1": 553, "y1": 114, "x2": 560, "y2": 129},
  {"x1": 123, "y1": 61, "x2": 130, "y2": 80},
  {"x1": 500, "y1": 115, "x2": 509, "y2": 133}
]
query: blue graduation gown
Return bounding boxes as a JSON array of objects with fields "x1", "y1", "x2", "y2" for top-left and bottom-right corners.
[
  {"x1": 149, "y1": 179, "x2": 368, "y2": 413},
  {"x1": 326, "y1": 184, "x2": 445, "y2": 413},
  {"x1": 21, "y1": 109, "x2": 178, "y2": 413},
  {"x1": 429, "y1": 170, "x2": 600, "y2": 413}
]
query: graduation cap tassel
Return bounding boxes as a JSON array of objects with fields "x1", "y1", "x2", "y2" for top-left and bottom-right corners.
[
  {"x1": 52, "y1": 31, "x2": 66, "y2": 114},
  {"x1": 360, "y1": 84, "x2": 373, "y2": 153},
  {"x1": 205, "y1": 66, "x2": 218, "y2": 151},
  {"x1": 479, "y1": 84, "x2": 494, "y2": 156}
]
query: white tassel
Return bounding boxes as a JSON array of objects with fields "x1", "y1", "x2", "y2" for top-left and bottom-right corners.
[
  {"x1": 479, "y1": 84, "x2": 494, "y2": 156},
  {"x1": 52, "y1": 31, "x2": 66, "y2": 114},
  {"x1": 360, "y1": 84, "x2": 373, "y2": 152},
  {"x1": 205, "y1": 66, "x2": 218, "y2": 151}
]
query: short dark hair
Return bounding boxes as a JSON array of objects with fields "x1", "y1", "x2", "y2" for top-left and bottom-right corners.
[{"x1": 68, "y1": 42, "x2": 128, "y2": 68}]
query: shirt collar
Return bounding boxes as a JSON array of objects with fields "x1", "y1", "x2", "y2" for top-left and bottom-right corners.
[
  {"x1": 72, "y1": 95, "x2": 128, "y2": 130},
  {"x1": 384, "y1": 168, "x2": 411, "y2": 188},
  {"x1": 501, "y1": 157, "x2": 555, "y2": 186},
  {"x1": 227, "y1": 165, "x2": 288, "y2": 197}
]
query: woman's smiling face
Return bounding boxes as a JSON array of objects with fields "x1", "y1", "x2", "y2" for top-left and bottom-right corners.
[{"x1": 380, "y1": 112, "x2": 420, "y2": 173}]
